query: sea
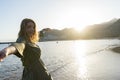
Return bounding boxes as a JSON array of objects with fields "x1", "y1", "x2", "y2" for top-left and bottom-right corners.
[{"x1": 0, "y1": 39, "x2": 120, "y2": 80}]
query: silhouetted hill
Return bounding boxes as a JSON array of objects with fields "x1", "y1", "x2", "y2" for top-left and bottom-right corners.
[
  {"x1": 108, "y1": 19, "x2": 120, "y2": 36},
  {"x1": 39, "y1": 28, "x2": 80, "y2": 41},
  {"x1": 39, "y1": 18, "x2": 120, "y2": 41},
  {"x1": 83, "y1": 18, "x2": 120, "y2": 39}
]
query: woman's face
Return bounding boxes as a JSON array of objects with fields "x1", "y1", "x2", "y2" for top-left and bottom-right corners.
[{"x1": 26, "y1": 22, "x2": 35, "y2": 36}]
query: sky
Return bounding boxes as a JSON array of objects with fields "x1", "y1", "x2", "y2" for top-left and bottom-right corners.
[{"x1": 0, "y1": 0, "x2": 120, "y2": 41}]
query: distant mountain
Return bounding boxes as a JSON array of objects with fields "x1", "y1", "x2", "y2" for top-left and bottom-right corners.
[
  {"x1": 39, "y1": 28, "x2": 79, "y2": 41},
  {"x1": 39, "y1": 18, "x2": 120, "y2": 41},
  {"x1": 83, "y1": 18, "x2": 120, "y2": 39}
]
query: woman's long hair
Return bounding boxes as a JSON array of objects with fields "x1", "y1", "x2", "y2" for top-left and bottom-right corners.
[{"x1": 18, "y1": 18, "x2": 39, "y2": 43}]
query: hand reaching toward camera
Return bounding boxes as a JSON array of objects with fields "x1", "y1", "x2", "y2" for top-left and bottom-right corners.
[
  {"x1": 0, "y1": 46, "x2": 17, "y2": 62},
  {"x1": 0, "y1": 49, "x2": 8, "y2": 62}
]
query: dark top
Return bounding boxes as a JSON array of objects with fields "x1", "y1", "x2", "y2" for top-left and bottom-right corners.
[{"x1": 11, "y1": 37, "x2": 52, "y2": 80}]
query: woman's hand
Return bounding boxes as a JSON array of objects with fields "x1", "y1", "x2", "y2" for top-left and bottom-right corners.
[
  {"x1": 0, "y1": 49, "x2": 8, "y2": 62},
  {"x1": 0, "y1": 46, "x2": 17, "y2": 62}
]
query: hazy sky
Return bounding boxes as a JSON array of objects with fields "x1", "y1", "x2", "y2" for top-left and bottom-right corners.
[{"x1": 0, "y1": 0, "x2": 120, "y2": 41}]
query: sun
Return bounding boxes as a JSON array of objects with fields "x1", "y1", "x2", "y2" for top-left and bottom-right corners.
[
  {"x1": 61, "y1": 8, "x2": 100, "y2": 32},
  {"x1": 70, "y1": 18, "x2": 92, "y2": 32},
  {"x1": 73, "y1": 25, "x2": 87, "y2": 32},
  {"x1": 69, "y1": 9, "x2": 100, "y2": 32},
  {"x1": 54, "y1": 3, "x2": 103, "y2": 32}
]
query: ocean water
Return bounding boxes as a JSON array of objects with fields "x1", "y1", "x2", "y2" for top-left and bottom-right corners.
[{"x1": 0, "y1": 39, "x2": 120, "y2": 80}]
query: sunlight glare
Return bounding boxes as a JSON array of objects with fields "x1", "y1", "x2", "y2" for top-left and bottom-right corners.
[
  {"x1": 73, "y1": 40, "x2": 89, "y2": 79},
  {"x1": 59, "y1": 6, "x2": 102, "y2": 32}
]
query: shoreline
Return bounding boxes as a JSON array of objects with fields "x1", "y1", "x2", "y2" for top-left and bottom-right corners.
[
  {"x1": 111, "y1": 46, "x2": 120, "y2": 53},
  {"x1": 0, "y1": 42, "x2": 14, "y2": 44}
]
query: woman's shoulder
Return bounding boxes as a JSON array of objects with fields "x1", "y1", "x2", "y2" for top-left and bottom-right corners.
[
  {"x1": 16, "y1": 37, "x2": 40, "y2": 48},
  {"x1": 16, "y1": 37, "x2": 26, "y2": 43},
  {"x1": 27, "y1": 42, "x2": 40, "y2": 48}
]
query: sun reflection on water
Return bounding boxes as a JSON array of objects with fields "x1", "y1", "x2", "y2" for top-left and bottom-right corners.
[{"x1": 73, "y1": 40, "x2": 89, "y2": 80}]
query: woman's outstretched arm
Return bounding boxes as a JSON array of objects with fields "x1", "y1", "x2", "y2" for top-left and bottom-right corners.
[{"x1": 0, "y1": 46, "x2": 17, "y2": 61}]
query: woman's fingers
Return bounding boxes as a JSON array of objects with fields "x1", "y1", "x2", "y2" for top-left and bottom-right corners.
[
  {"x1": 0, "y1": 59, "x2": 3, "y2": 62},
  {"x1": 0, "y1": 50, "x2": 6, "y2": 61}
]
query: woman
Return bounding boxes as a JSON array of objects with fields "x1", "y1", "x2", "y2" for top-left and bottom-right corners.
[{"x1": 0, "y1": 18, "x2": 53, "y2": 80}]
